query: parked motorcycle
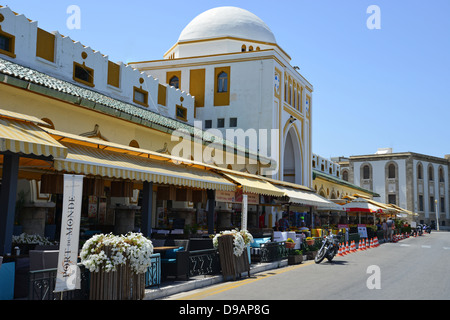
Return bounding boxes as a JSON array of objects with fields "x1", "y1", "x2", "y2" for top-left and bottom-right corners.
[
  {"x1": 416, "y1": 224, "x2": 423, "y2": 236},
  {"x1": 315, "y1": 231, "x2": 342, "y2": 264}
]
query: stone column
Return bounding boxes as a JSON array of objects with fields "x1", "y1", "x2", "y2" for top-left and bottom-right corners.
[
  {"x1": 19, "y1": 202, "x2": 55, "y2": 237},
  {"x1": 114, "y1": 205, "x2": 140, "y2": 235}
]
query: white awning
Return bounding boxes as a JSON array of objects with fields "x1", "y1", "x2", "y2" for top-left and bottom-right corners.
[{"x1": 277, "y1": 186, "x2": 338, "y2": 208}]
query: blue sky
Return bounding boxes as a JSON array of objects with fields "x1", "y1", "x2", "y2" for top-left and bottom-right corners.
[{"x1": 4, "y1": 0, "x2": 450, "y2": 159}]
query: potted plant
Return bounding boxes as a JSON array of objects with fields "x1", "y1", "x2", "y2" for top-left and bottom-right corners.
[
  {"x1": 80, "y1": 232, "x2": 153, "y2": 300},
  {"x1": 12, "y1": 233, "x2": 56, "y2": 254},
  {"x1": 285, "y1": 238, "x2": 295, "y2": 249},
  {"x1": 288, "y1": 249, "x2": 303, "y2": 265},
  {"x1": 212, "y1": 229, "x2": 253, "y2": 280},
  {"x1": 305, "y1": 241, "x2": 319, "y2": 260},
  {"x1": 305, "y1": 237, "x2": 315, "y2": 246},
  {"x1": 212, "y1": 229, "x2": 254, "y2": 257}
]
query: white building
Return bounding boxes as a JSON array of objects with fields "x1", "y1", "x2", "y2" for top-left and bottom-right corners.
[
  {"x1": 336, "y1": 149, "x2": 450, "y2": 229},
  {"x1": 130, "y1": 6, "x2": 314, "y2": 188}
]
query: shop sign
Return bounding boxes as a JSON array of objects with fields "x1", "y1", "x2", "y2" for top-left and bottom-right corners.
[
  {"x1": 54, "y1": 175, "x2": 84, "y2": 293},
  {"x1": 235, "y1": 189, "x2": 260, "y2": 205},
  {"x1": 215, "y1": 190, "x2": 236, "y2": 203}
]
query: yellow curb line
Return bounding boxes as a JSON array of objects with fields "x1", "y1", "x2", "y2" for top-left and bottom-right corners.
[{"x1": 176, "y1": 260, "x2": 315, "y2": 300}]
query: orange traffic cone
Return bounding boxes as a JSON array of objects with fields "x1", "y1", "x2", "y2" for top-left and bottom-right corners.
[
  {"x1": 345, "y1": 241, "x2": 350, "y2": 255},
  {"x1": 351, "y1": 240, "x2": 356, "y2": 253},
  {"x1": 374, "y1": 237, "x2": 379, "y2": 247},
  {"x1": 358, "y1": 239, "x2": 363, "y2": 251},
  {"x1": 336, "y1": 243, "x2": 344, "y2": 257},
  {"x1": 369, "y1": 238, "x2": 373, "y2": 248}
]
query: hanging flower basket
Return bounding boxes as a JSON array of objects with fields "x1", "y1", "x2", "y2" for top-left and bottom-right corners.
[
  {"x1": 285, "y1": 238, "x2": 296, "y2": 249},
  {"x1": 80, "y1": 233, "x2": 153, "y2": 300},
  {"x1": 306, "y1": 237, "x2": 315, "y2": 246}
]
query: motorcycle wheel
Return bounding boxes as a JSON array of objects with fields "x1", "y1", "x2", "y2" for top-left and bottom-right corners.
[
  {"x1": 326, "y1": 250, "x2": 336, "y2": 262},
  {"x1": 315, "y1": 246, "x2": 327, "y2": 264}
]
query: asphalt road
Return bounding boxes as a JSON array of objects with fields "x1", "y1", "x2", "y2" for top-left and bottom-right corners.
[{"x1": 166, "y1": 231, "x2": 450, "y2": 301}]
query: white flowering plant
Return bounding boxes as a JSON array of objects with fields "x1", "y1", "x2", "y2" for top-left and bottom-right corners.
[
  {"x1": 212, "y1": 229, "x2": 254, "y2": 257},
  {"x1": 80, "y1": 233, "x2": 153, "y2": 274},
  {"x1": 12, "y1": 233, "x2": 55, "y2": 245}
]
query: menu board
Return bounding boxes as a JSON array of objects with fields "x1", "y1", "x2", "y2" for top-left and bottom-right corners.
[{"x1": 357, "y1": 224, "x2": 368, "y2": 238}]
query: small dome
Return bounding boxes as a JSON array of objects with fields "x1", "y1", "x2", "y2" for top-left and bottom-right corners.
[{"x1": 178, "y1": 7, "x2": 277, "y2": 44}]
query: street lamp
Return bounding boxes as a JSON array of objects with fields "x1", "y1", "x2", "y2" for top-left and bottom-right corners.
[{"x1": 435, "y1": 199, "x2": 440, "y2": 231}]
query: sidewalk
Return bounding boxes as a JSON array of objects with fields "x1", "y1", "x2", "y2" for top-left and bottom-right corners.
[{"x1": 144, "y1": 259, "x2": 289, "y2": 300}]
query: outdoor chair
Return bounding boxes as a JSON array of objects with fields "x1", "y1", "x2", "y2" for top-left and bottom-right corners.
[
  {"x1": 161, "y1": 247, "x2": 190, "y2": 281},
  {"x1": 29, "y1": 250, "x2": 59, "y2": 271},
  {"x1": 173, "y1": 239, "x2": 190, "y2": 251},
  {"x1": 151, "y1": 239, "x2": 166, "y2": 247}
]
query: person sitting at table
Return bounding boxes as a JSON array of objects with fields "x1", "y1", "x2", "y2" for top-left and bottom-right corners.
[{"x1": 278, "y1": 214, "x2": 290, "y2": 231}]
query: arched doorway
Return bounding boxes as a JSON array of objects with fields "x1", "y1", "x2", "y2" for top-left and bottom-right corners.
[{"x1": 283, "y1": 126, "x2": 302, "y2": 185}]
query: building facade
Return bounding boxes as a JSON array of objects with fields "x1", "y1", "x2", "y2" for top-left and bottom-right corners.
[
  {"x1": 0, "y1": 5, "x2": 336, "y2": 256},
  {"x1": 130, "y1": 6, "x2": 314, "y2": 188},
  {"x1": 312, "y1": 154, "x2": 378, "y2": 201},
  {"x1": 336, "y1": 149, "x2": 450, "y2": 229}
]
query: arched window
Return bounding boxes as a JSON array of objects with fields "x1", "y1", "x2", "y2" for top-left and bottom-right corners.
[
  {"x1": 217, "y1": 72, "x2": 228, "y2": 93},
  {"x1": 41, "y1": 118, "x2": 55, "y2": 129},
  {"x1": 129, "y1": 140, "x2": 140, "y2": 148},
  {"x1": 363, "y1": 165, "x2": 370, "y2": 179},
  {"x1": 388, "y1": 163, "x2": 396, "y2": 179},
  {"x1": 428, "y1": 165, "x2": 434, "y2": 181},
  {"x1": 241, "y1": 44, "x2": 246, "y2": 52},
  {"x1": 439, "y1": 167, "x2": 445, "y2": 183},
  {"x1": 417, "y1": 163, "x2": 423, "y2": 179},
  {"x1": 169, "y1": 76, "x2": 179, "y2": 89},
  {"x1": 343, "y1": 170, "x2": 349, "y2": 182}
]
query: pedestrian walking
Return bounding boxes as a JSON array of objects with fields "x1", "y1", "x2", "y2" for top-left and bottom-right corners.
[
  {"x1": 386, "y1": 217, "x2": 394, "y2": 242},
  {"x1": 382, "y1": 219, "x2": 388, "y2": 242}
]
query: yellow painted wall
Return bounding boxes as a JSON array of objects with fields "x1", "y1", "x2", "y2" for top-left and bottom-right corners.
[
  {"x1": 0, "y1": 83, "x2": 267, "y2": 170},
  {"x1": 313, "y1": 176, "x2": 373, "y2": 200}
]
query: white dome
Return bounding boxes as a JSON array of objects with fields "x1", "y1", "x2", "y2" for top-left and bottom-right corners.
[{"x1": 178, "y1": 7, "x2": 277, "y2": 44}]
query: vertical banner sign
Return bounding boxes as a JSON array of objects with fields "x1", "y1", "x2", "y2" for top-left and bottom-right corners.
[
  {"x1": 241, "y1": 195, "x2": 248, "y2": 231},
  {"x1": 54, "y1": 175, "x2": 84, "y2": 293}
]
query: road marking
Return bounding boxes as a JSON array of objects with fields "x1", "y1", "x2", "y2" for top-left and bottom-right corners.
[
  {"x1": 175, "y1": 261, "x2": 314, "y2": 300},
  {"x1": 421, "y1": 245, "x2": 431, "y2": 249},
  {"x1": 400, "y1": 244, "x2": 410, "y2": 247},
  {"x1": 443, "y1": 247, "x2": 450, "y2": 250}
]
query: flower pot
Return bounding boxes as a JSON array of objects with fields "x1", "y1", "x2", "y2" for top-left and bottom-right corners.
[
  {"x1": 306, "y1": 250, "x2": 318, "y2": 260},
  {"x1": 288, "y1": 254, "x2": 303, "y2": 265},
  {"x1": 306, "y1": 240, "x2": 315, "y2": 246},
  {"x1": 285, "y1": 242, "x2": 295, "y2": 249},
  {"x1": 89, "y1": 263, "x2": 145, "y2": 300}
]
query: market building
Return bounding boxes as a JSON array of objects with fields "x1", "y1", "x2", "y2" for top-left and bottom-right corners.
[
  {"x1": 335, "y1": 148, "x2": 450, "y2": 229},
  {"x1": 130, "y1": 6, "x2": 313, "y2": 188},
  {"x1": 0, "y1": 5, "x2": 335, "y2": 260}
]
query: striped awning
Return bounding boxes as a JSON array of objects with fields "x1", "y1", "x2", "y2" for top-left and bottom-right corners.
[
  {"x1": 53, "y1": 142, "x2": 236, "y2": 191},
  {"x1": 221, "y1": 172, "x2": 286, "y2": 197},
  {"x1": 0, "y1": 117, "x2": 67, "y2": 159},
  {"x1": 277, "y1": 185, "x2": 338, "y2": 208}
]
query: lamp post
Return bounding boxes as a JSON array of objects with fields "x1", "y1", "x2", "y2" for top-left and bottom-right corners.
[{"x1": 435, "y1": 199, "x2": 439, "y2": 231}]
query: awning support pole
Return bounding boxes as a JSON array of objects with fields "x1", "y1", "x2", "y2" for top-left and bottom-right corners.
[
  {"x1": 141, "y1": 181, "x2": 153, "y2": 238},
  {"x1": 0, "y1": 154, "x2": 20, "y2": 256},
  {"x1": 207, "y1": 190, "x2": 215, "y2": 235}
]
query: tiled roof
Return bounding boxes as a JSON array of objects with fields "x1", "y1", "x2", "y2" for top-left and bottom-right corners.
[
  {"x1": 0, "y1": 57, "x2": 261, "y2": 159},
  {"x1": 313, "y1": 169, "x2": 380, "y2": 197}
]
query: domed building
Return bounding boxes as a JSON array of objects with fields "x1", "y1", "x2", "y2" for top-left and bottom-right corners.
[{"x1": 131, "y1": 6, "x2": 314, "y2": 188}]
